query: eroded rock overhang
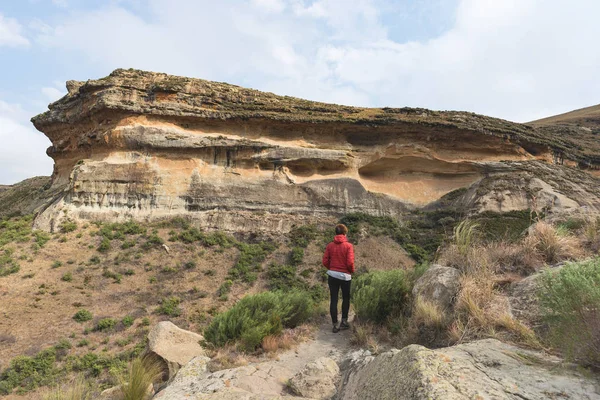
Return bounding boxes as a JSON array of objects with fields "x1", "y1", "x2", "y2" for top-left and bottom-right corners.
[{"x1": 30, "y1": 69, "x2": 600, "y2": 231}]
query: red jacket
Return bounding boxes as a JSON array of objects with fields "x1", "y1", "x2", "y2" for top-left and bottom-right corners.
[{"x1": 322, "y1": 235, "x2": 355, "y2": 274}]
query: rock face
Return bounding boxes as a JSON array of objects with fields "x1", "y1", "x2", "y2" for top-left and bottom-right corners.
[
  {"x1": 154, "y1": 356, "x2": 314, "y2": 399},
  {"x1": 288, "y1": 357, "x2": 339, "y2": 399},
  {"x1": 412, "y1": 265, "x2": 461, "y2": 311},
  {"x1": 339, "y1": 339, "x2": 600, "y2": 400},
  {"x1": 30, "y1": 69, "x2": 600, "y2": 231},
  {"x1": 147, "y1": 321, "x2": 206, "y2": 379}
]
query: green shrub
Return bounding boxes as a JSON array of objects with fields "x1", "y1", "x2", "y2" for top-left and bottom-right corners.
[
  {"x1": 121, "y1": 316, "x2": 135, "y2": 328},
  {"x1": 97, "y1": 238, "x2": 111, "y2": 253},
  {"x1": 34, "y1": 231, "x2": 51, "y2": 248},
  {"x1": 73, "y1": 309, "x2": 93, "y2": 323},
  {"x1": 184, "y1": 261, "x2": 196, "y2": 270},
  {"x1": 539, "y1": 258, "x2": 600, "y2": 366},
  {"x1": 217, "y1": 280, "x2": 233, "y2": 298},
  {"x1": 61, "y1": 272, "x2": 73, "y2": 282},
  {"x1": 157, "y1": 297, "x2": 182, "y2": 317},
  {"x1": 289, "y1": 247, "x2": 304, "y2": 266},
  {"x1": 0, "y1": 215, "x2": 33, "y2": 247},
  {"x1": 97, "y1": 221, "x2": 146, "y2": 240},
  {"x1": 403, "y1": 244, "x2": 428, "y2": 264},
  {"x1": 52, "y1": 261, "x2": 63, "y2": 269},
  {"x1": 121, "y1": 240, "x2": 136, "y2": 250},
  {"x1": 141, "y1": 234, "x2": 163, "y2": 250},
  {"x1": 204, "y1": 290, "x2": 316, "y2": 351},
  {"x1": 0, "y1": 248, "x2": 20, "y2": 277},
  {"x1": 94, "y1": 318, "x2": 117, "y2": 331},
  {"x1": 352, "y1": 269, "x2": 411, "y2": 324},
  {"x1": 0, "y1": 348, "x2": 59, "y2": 394},
  {"x1": 289, "y1": 225, "x2": 318, "y2": 248},
  {"x1": 266, "y1": 263, "x2": 306, "y2": 291},
  {"x1": 59, "y1": 220, "x2": 78, "y2": 233},
  {"x1": 102, "y1": 269, "x2": 122, "y2": 284},
  {"x1": 229, "y1": 241, "x2": 276, "y2": 283},
  {"x1": 77, "y1": 339, "x2": 90, "y2": 347}
]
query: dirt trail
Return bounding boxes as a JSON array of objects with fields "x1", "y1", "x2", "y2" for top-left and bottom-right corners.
[
  {"x1": 274, "y1": 316, "x2": 354, "y2": 373},
  {"x1": 155, "y1": 315, "x2": 357, "y2": 399}
]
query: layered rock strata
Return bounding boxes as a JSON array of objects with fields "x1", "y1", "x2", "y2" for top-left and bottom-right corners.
[{"x1": 31, "y1": 69, "x2": 600, "y2": 231}]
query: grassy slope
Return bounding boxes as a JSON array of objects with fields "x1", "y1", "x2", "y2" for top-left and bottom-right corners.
[
  {"x1": 529, "y1": 104, "x2": 600, "y2": 128},
  {"x1": 0, "y1": 215, "x2": 414, "y2": 398}
]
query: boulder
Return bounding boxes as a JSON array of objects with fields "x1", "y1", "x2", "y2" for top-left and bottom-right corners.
[
  {"x1": 288, "y1": 357, "x2": 340, "y2": 399},
  {"x1": 154, "y1": 356, "x2": 312, "y2": 399},
  {"x1": 412, "y1": 265, "x2": 461, "y2": 311},
  {"x1": 339, "y1": 339, "x2": 600, "y2": 400},
  {"x1": 509, "y1": 273, "x2": 544, "y2": 329},
  {"x1": 148, "y1": 321, "x2": 206, "y2": 379}
]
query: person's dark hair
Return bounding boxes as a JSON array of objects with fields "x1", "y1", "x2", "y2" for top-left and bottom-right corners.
[{"x1": 335, "y1": 224, "x2": 348, "y2": 235}]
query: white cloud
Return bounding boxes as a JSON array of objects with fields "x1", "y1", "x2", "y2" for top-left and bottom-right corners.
[
  {"x1": 41, "y1": 86, "x2": 65, "y2": 102},
  {"x1": 31, "y1": 0, "x2": 600, "y2": 124},
  {"x1": 0, "y1": 101, "x2": 53, "y2": 184},
  {"x1": 0, "y1": 14, "x2": 30, "y2": 47},
  {"x1": 251, "y1": 0, "x2": 286, "y2": 13},
  {"x1": 52, "y1": 0, "x2": 69, "y2": 7}
]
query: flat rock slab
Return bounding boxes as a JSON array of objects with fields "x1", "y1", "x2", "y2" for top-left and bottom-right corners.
[{"x1": 340, "y1": 339, "x2": 600, "y2": 400}]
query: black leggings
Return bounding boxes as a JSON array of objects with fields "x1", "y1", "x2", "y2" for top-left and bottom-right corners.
[{"x1": 328, "y1": 276, "x2": 351, "y2": 324}]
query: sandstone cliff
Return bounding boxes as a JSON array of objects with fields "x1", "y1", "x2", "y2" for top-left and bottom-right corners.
[{"x1": 31, "y1": 69, "x2": 600, "y2": 231}]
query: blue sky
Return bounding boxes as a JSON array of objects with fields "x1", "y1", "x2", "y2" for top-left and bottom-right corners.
[{"x1": 0, "y1": 0, "x2": 599, "y2": 184}]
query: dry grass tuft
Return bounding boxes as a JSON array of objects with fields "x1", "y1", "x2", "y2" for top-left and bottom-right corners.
[
  {"x1": 412, "y1": 297, "x2": 445, "y2": 329},
  {"x1": 451, "y1": 266, "x2": 541, "y2": 348},
  {"x1": 42, "y1": 376, "x2": 93, "y2": 400},
  {"x1": 261, "y1": 335, "x2": 279, "y2": 353},
  {"x1": 207, "y1": 345, "x2": 249, "y2": 372},
  {"x1": 524, "y1": 221, "x2": 583, "y2": 264},
  {"x1": 119, "y1": 356, "x2": 163, "y2": 400},
  {"x1": 583, "y1": 216, "x2": 600, "y2": 252},
  {"x1": 350, "y1": 322, "x2": 380, "y2": 354}
]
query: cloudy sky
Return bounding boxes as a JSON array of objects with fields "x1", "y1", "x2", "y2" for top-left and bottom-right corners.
[{"x1": 0, "y1": 0, "x2": 599, "y2": 184}]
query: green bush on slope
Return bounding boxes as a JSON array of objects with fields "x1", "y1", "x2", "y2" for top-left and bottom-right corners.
[
  {"x1": 539, "y1": 257, "x2": 600, "y2": 367},
  {"x1": 351, "y1": 269, "x2": 411, "y2": 324},
  {"x1": 204, "y1": 290, "x2": 316, "y2": 352}
]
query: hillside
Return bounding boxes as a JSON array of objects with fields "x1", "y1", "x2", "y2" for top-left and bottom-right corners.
[{"x1": 529, "y1": 104, "x2": 600, "y2": 129}]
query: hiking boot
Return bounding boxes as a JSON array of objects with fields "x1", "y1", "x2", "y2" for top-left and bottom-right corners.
[
  {"x1": 340, "y1": 320, "x2": 350, "y2": 330},
  {"x1": 332, "y1": 324, "x2": 340, "y2": 333}
]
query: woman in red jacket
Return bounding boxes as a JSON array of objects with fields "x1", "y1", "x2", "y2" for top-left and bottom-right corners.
[{"x1": 322, "y1": 224, "x2": 355, "y2": 333}]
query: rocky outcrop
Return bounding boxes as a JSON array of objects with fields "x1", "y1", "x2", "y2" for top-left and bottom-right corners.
[
  {"x1": 339, "y1": 339, "x2": 600, "y2": 400},
  {"x1": 30, "y1": 69, "x2": 600, "y2": 231},
  {"x1": 147, "y1": 321, "x2": 206, "y2": 379},
  {"x1": 412, "y1": 265, "x2": 461, "y2": 312},
  {"x1": 154, "y1": 355, "x2": 312, "y2": 399},
  {"x1": 0, "y1": 176, "x2": 63, "y2": 218},
  {"x1": 288, "y1": 357, "x2": 339, "y2": 399}
]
